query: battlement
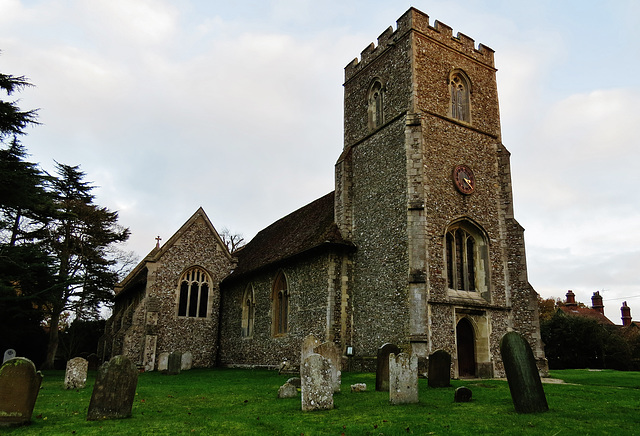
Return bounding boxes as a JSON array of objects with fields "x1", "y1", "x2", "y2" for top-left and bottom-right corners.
[{"x1": 345, "y1": 7, "x2": 495, "y2": 81}]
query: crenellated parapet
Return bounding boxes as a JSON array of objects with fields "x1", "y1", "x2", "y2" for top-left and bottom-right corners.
[{"x1": 345, "y1": 7, "x2": 495, "y2": 81}]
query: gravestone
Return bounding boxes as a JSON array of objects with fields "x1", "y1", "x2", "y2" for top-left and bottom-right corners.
[
  {"x1": 277, "y1": 382, "x2": 298, "y2": 398},
  {"x1": 166, "y1": 351, "x2": 182, "y2": 375},
  {"x1": 87, "y1": 355, "x2": 138, "y2": 421},
  {"x1": 350, "y1": 383, "x2": 367, "y2": 392},
  {"x1": 86, "y1": 353, "x2": 100, "y2": 370},
  {"x1": 389, "y1": 352, "x2": 418, "y2": 405},
  {"x1": 300, "y1": 353, "x2": 333, "y2": 411},
  {"x1": 64, "y1": 357, "x2": 88, "y2": 389},
  {"x1": 0, "y1": 357, "x2": 43, "y2": 426},
  {"x1": 157, "y1": 352, "x2": 169, "y2": 371},
  {"x1": 454, "y1": 386, "x2": 472, "y2": 402},
  {"x1": 181, "y1": 351, "x2": 193, "y2": 370},
  {"x1": 286, "y1": 377, "x2": 301, "y2": 388},
  {"x1": 301, "y1": 334, "x2": 320, "y2": 365},
  {"x1": 427, "y1": 350, "x2": 451, "y2": 388},
  {"x1": 314, "y1": 341, "x2": 341, "y2": 393},
  {"x1": 2, "y1": 349, "x2": 16, "y2": 364},
  {"x1": 500, "y1": 332, "x2": 548, "y2": 414},
  {"x1": 375, "y1": 343, "x2": 401, "y2": 391}
]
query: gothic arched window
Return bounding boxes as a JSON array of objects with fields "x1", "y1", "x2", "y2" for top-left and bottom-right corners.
[
  {"x1": 241, "y1": 284, "x2": 255, "y2": 338},
  {"x1": 272, "y1": 271, "x2": 288, "y2": 336},
  {"x1": 177, "y1": 267, "x2": 211, "y2": 318},
  {"x1": 445, "y1": 220, "x2": 488, "y2": 293},
  {"x1": 368, "y1": 79, "x2": 384, "y2": 131},
  {"x1": 449, "y1": 71, "x2": 471, "y2": 123}
]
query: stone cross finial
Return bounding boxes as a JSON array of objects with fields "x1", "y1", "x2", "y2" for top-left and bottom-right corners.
[{"x1": 155, "y1": 236, "x2": 161, "y2": 248}]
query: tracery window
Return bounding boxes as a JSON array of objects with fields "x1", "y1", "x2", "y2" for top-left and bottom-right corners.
[
  {"x1": 445, "y1": 221, "x2": 488, "y2": 292},
  {"x1": 449, "y1": 71, "x2": 471, "y2": 123},
  {"x1": 368, "y1": 80, "x2": 384, "y2": 130},
  {"x1": 272, "y1": 271, "x2": 288, "y2": 336},
  {"x1": 177, "y1": 267, "x2": 211, "y2": 318},
  {"x1": 241, "y1": 284, "x2": 255, "y2": 338}
]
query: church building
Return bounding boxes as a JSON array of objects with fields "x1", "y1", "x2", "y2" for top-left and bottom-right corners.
[{"x1": 100, "y1": 8, "x2": 547, "y2": 378}]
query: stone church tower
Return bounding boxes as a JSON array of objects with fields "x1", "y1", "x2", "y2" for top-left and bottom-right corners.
[{"x1": 335, "y1": 8, "x2": 545, "y2": 376}]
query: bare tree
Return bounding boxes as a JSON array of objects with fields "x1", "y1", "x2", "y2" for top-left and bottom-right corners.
[{"x1": 219, "y1": 227, "x2": 246, "y2": 253}]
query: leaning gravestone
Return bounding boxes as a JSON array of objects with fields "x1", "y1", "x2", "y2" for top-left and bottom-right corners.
[
  {"x1": 166, "y1": 351, "x2": 182, "y2": 375},
  {"x1": 87, "y1": 355, "x2": 138, "y2": 421},
  {"x1": 157, "y1": 352, "x2": 169, "y2": 371},
  {"x1": 0, "y1": 357, "x2": 43, "y2": 426},
  {"x1": 500, "y1": 331, "x2": 548, "y2": 414},
  {"x1": 181, "y1": 351, "x2": 193, "y2": 370},
  {"x1": 301, "y1": 334, "x2": 321, "y2": 365},
  {"x1": 375, "y1": 343, "x2": 401, "y2": 391},
  {"x1": 427, "y1": 349, "x2": 451, "y2": 388},
  {"x1": 2, "y1": 349, "x2": 16, "y2": 364},
  {"x1": 64, "y1": 357, "x2": 88, "y2": 389},
  {"x1": 300, "y1": 353, "x2": 333, "y2": 411},
  {"x1": 389, "y1": 352, "x2": 419, "y2": 405},
  {"x1": 314, "y1": 341, "x2": 341, "y2": 393}
]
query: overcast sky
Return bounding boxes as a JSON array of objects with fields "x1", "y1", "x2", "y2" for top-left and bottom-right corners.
[{"x1": 1, "y1": 0, "x2": 639, "y2": 323}]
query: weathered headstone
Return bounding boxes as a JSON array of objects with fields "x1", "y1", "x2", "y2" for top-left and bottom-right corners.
[
  {"x1": 314, "y1": 341, "x2": 341, "y2": 393},
  {"x1": 278, "y1": 382, "x2": 298, "y2": 398},
  {"x1": 300, "y1": 353, "x2": 333, "y2": 411},
  {"x1": 64, "y1": 357, "x2": 88, "y2": 389},
  {"x1": 166, "y1": 351, "x2": 182, "y2": 375},
  {"x1": 375, "y1": 343, "x2": 401, "y2": 391},
  {"x1": 87, "y1": 355, "x2": 138, "y2": 421},
  {"x1": 301, "y1": 334, "x2": 321, "y2": 365},
  {"x1": 454, "y1": 386, "x2": 472, "y2": 402},
  {"x1": 157, "y1": 352, "x2": 169, "y2": 371},
  {"x1": 350, "y1": 383, "x2": 367, "y2": 392},
  {"x1": 500, "y1": 332, "x2": 548, "y2": 414},
  {"x1": 181, "y1": 351, "x2": 193, "y2": 370},
  {"x1": 2, "y1": 349, "x2": 16, "y2": 364},
  {"x1": 86, "y1": 353, "x2": 100, "y2": 370},
  {"x1": 427, "y1": 349, "x2": 451, "y2": 388},
  {"x1": 389, "y1": 352, "x2": 418, "y2": 405},
  {"x1": 2, "y1": 348, "x2": 16, "y2": 363},
  {"x1": 0, "y1": 357, "x2": 42, "y2": 426},
  {"x1": 286, "y1": 377, "x2": 301, "y2": 388}
]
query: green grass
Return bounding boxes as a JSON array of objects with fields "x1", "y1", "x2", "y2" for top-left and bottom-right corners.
[{"x1": 4, "y1": 368, "x2": 640, "y2": 435}]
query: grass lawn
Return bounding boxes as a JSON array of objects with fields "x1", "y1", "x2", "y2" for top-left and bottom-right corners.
[{"x1": 4, "y1": 368, "x2": 640, "y2": 435}]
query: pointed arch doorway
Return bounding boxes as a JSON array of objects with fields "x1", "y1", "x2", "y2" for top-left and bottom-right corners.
[{"x1": 456, "y1": 318, "x2": 476, "y2": 378}]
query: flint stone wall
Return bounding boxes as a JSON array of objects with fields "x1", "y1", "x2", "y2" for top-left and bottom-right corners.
[{"x1": 219, "y1": 254, "x2": 346, "y2": 368}]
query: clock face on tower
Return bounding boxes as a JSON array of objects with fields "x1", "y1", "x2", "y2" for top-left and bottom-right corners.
[{"x1": 453, "y1": 165, "x2": 475, "y2": 194}]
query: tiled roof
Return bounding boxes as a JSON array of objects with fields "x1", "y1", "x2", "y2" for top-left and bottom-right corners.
[
  {"x1": 559, "y1": 306, "x2": 615, "y2": 326},
  {"x1": 224, "y1": 191, "x2": 352, "y2": 281}
]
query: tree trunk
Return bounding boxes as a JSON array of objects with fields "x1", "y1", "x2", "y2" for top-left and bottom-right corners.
[{"x1": 42, "y1": 310, "x2": 60, "y2": 369}]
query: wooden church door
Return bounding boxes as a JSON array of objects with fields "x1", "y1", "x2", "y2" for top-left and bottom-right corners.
[{"x1": 456, "y1": 318, "x2": 476, "y2": 377}]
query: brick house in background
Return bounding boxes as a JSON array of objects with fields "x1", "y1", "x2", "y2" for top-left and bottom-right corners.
[{"x1": 100, "y1": 7, "x2": 546, "y2": 378}]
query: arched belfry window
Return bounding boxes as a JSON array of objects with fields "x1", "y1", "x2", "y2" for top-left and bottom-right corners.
[
  {"x1": 177, "y1": 266, "x2": 211, "y2": 318},
  {"x1": 241, "y1": 284, "x2": 255, "y2": 338},
  {"x1": 368, "y1": 79, "x2": 384, "y2": 131},
  {"x1": 272, "y1": 271, "x2": 288, "y2": 336},
  {"x1": 445, "y1": 220, "x2": 488, "y2": 293},
  {"x1": 449, "y1": 70, "x2": 471, "y2": 123}
]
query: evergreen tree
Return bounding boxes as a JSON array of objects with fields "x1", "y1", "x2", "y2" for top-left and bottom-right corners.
[
  {"x1": 0, "y1": 139, "x2": 53, "y2": 245},
  {"x1": 0, "y1": 66, "x2": 54, "y2": 364},
  {"x1": 41, "y1": 163, "x2": 129, "y2": 369},
  {"x1": 0, "y1": 70, "x2": 38, "y2": 142}
]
